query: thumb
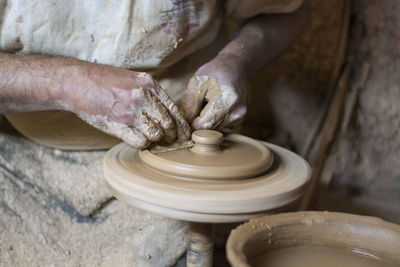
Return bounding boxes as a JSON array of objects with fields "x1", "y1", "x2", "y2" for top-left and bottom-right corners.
[{"x1": 179, "y1": 76, "x2": 208, "y2": 123}]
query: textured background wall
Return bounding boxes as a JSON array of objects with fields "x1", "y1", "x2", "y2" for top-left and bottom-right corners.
[
  {"x1": 245, "y1": 0, "x2": 400, "y2": 224},
  {"x1": 243, "y1": 0, "x2": 348, "y2": 153},
  {"x1": 321, "y1": 0, "x2": 400, "y2": 223}
]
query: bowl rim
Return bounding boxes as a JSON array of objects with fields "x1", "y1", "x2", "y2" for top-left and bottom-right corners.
[{"x1": 227, "y1": 211, "x2": 400, "y2": 267}]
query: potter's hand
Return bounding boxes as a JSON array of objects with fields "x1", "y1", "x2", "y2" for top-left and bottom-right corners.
[
  {"x1": 61, "y1": 62, "x2": 191, "y2": 148},
  {"x1": 180, "y1": 0, "x2": 309, "y2": 131},
  {"x1": 0, "y1": 54, "x2": 190, "y2": 148},
  {"x1": 179, "y1": 55, "x2": 247, "y2": 132}
]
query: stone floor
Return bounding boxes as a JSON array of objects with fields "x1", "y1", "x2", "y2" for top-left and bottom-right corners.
[{"x1": 0, "y1": 117, "x2": 187, "y2": 266}]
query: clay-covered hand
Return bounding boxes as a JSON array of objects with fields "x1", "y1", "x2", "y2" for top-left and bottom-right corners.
[
  {"x1": 179, "y1": 55, "x2": 247, "y2": 132},
  {"x1": 59, "y1": 62, "x2": 191, "y2": 148}
]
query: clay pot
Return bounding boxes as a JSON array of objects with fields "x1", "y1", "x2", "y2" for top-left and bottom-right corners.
[
  {"x1": 227, "y1": 211, "x2": 400, "y2": 267},
  {"x1": 104, "y1": 130, "x2": 311, "y2": 223}
]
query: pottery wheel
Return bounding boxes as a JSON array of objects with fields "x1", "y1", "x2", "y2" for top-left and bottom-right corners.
[{"x1": 104, "y1": 130, "x2": 311, "y2": 223}]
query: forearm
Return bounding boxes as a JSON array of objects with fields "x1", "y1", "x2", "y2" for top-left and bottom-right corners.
[
  {"x1": 0, "y1": 52, "x2": 191, "y2": 146},
  {"x1": 0, "y1": 52, "x2": 67, "y2": 113},
  {"x1": 218, "y1": 0, "x2": 310, "y2": 81}
]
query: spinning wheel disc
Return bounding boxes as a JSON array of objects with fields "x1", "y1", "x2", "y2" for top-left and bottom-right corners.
[{"x1": 104, "y1": 131, "x2": 311, "y2": 222}]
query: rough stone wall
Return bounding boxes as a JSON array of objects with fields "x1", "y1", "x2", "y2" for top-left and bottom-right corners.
[
  {"x1": 243, "y1": 0, "x2": 347, "y2": 154},
  {"x1": 320, "y1": 0, "x2": 400, "y2": 223},
  {"x1": 243, "y1": 0, "x2": 400, "y2": 225}
]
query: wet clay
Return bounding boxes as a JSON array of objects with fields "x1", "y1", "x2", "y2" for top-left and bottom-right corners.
[
  {"x1": 251, "y1": 246, "x2": 392, "y2": 267},
  {"x1": 149, "y1": 139, "x2": 194, "y2": 154},
  {"x1": 104, "y1": 130, "x2": 311, "y2": 223},
  {"x1": 226, "y1": 212, "x2": 400, "y2": 267},
  {"x1": 179, "y1": 76, "x2": 239, "y2": 130},
  {"x1": 179, "y1": 76, "x2": 220, "y2": 122}
]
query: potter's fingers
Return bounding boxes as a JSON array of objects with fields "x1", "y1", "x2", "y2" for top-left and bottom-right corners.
[
  {"x1": 135, "y1": 113, "x2": 164, "y2": 142},
  {"x1": 149, "y1": 103, "x2": 177, "y2": 144},
  {"x1": 120, "y1": 126, "x2": 151, "y2": 149},
  {"x1": 191, "y1": 100, "x2": 227, "y2": 130},
  {"x1": 76, "y1": 112, "x2": 151, "y2": 148},
  {"x1": 191, "y1": 86, "x2": 239, "y2": 130},
  {"x1": 140, "y1": 89, "x2": 177, "y2": 143},
  {"x1": 179, "y1": 76, "x2": 208, "y2": 123},
  {"x1": 149, "y1": 81, "x2": 191, "y2": 140},
  {"x1": 217, "y1": 105, "x2": 247, "y2": 133},
  {"x1": 191, "y1": 79, "x2": 239, "y2": 130}
]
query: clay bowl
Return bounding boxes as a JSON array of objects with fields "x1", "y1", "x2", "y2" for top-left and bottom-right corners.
[{"x1": 227, "y1": 211, "x2": 400, "y2": 267}]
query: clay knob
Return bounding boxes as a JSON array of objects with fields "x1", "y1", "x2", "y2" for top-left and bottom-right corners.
[{"x1": 191, "y1": 130, "x2": 223, "y2": 153}]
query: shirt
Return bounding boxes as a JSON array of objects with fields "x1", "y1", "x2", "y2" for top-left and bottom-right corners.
[{"x1": 0, "y1": 0, "x2": 303, "y2": 70}]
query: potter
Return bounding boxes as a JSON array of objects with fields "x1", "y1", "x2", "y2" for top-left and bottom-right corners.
[
  {"x1": 0, "y1": 1, "x2": 311, "y2": 266},
  {"x1": 0, "y1": 0, "x2": 309, "y2": 150}
]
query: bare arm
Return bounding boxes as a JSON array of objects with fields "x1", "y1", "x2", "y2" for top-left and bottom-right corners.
[
  {"x1": 180, "y1": 0, "x2": 310, "y2": 130},
  {"x1": 0, "y1": 53, "x2": 62, "y2": 113},
  {"x1": 219, "y1": 0, "x2": 310, "y2": 80},
  {"x1": 0, "y1": 53, "x2": 191, "y2": 148}
]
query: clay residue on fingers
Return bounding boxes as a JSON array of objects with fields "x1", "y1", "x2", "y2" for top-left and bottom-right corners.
[
  {"x1": 136, "y1": 113, "x2": 163, "y2": 142},
  {"x1": 179, "y1": 75, "x2": 211, "y2": 122},
  {"x1": 204, "y1": 78, "x2": 222, "y2": 102},
  {"x1": 151, "y1": 80, "x2": 192, "y2": 141},
  {"x1": 217, "y1": 103, "x2": 247, "y2": 132},
  {"x1": 192, "y1": 80, "x2": 238, "y2": 130},
  {"x1": 77, "y1": 113, "x2": 150, "y2": 148},
  {"x1": 131, "y1": 87, "x2": 177, "y2": 143},
  {"x1": 77, "y1": 75, "x2": 191, "y2": 148},
  {"x1": 144, "y1": 101, "x2": 176, "y2": 143},
  {"x1": 137, "y1": 72, "x2": 148, "y2": 78},
  {"x1": 181, "y1": 75, "x2": 240, "y2": 130},
  {"x1": 169, "y1": 102, "x2": 192, "y2": 141}
]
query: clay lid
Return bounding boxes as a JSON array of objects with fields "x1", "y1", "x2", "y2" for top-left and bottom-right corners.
[{"x1": 138, "y1": 130, "x2": 274, "y2": 180}]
